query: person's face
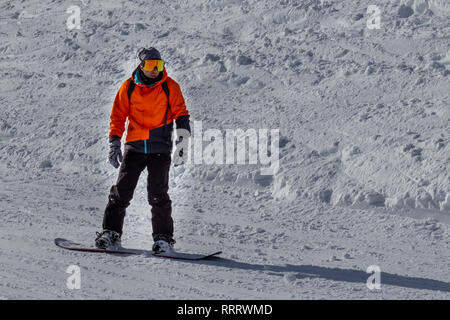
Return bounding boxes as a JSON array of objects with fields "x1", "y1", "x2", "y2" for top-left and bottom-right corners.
[{"x1": 141, "y1": 66, "x2": 160, "y2": 78}]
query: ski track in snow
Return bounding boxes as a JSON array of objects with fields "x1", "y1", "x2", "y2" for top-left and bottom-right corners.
[{"x1": 0, "y1": 0, "x2": 449, "y2": 299}]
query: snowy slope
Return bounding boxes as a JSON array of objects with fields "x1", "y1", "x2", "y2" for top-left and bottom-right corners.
[{"x1": 0, "y1": 0, "x2": 449, "y2": 299}]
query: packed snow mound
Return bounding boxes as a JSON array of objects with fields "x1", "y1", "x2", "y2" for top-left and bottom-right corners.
[
  {"x1": 0, "y1": 0, "x2": 448, "y2": 217},
  {"x1": 400, "y1": 0, "x2": 450, "y2": 16},
  {"x1": 1, "y1": 0, "x2": 450, "y2": 300}
]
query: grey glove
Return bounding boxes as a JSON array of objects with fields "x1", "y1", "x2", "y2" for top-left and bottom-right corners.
[
  {"x1": 173, "y1": 136, "x2": 185, "y2": 167},
  {"x1": 173, "y1": 128, "x2": 190, "y2": 167},
  {"x1": 108, "y1": 136, "x2": 123, "y2": 169}
]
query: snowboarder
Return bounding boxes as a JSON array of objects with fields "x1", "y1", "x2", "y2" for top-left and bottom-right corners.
[{"x1": 95, "y1": 47, "x2": 190, "y2": 254}]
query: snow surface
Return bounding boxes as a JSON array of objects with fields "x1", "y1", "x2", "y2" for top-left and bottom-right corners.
[{"x1": 0, "y1": 0, "x2": 449, "y2": 299}]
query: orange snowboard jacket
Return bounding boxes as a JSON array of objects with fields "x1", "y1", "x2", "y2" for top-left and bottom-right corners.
[{"x1": 109, "y1": 67, "x2": 190, "y2": 154}]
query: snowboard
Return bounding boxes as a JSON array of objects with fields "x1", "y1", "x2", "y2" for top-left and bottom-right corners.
[{"x1": 54, "y1": 238, "x2": 222, "y2": 260}]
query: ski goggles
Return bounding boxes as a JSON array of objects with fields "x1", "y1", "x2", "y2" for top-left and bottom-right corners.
[{"x1": 141, "y1": 59, "x2": 165, "y2": 72}]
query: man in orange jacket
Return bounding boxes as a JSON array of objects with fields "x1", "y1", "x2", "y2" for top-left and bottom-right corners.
[{"x1": 95, "y1": 47, "x2": 190, "y2": 254}]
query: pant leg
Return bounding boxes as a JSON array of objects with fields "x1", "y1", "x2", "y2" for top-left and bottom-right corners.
[
  {"x1": 147, "y1": 153, "x2": 173, "y2": 241},
  {"x1": 102, "y1": 150, "x2": 147, "y2": 235}
]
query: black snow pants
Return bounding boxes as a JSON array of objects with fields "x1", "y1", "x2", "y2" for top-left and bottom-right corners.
[{"x1": 102, "y1": 150, "x2": 173, "y2": 241}]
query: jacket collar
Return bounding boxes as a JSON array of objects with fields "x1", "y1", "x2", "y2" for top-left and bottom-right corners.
[{"x1": 132, "y1": 67, "x2": 168, "y2": 87}]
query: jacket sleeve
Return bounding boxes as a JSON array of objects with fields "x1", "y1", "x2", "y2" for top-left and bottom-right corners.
[
  {"x1": 169, "y1": 80, "x2": 191, "y2": 134},
  {"x1": 109, "y1": 79, "x2": 131, "y2": 139}
]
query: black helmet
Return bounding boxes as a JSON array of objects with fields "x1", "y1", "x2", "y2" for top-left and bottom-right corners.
[{"x1": 138, "y1": 47, "x2": 162, "y2": 61}]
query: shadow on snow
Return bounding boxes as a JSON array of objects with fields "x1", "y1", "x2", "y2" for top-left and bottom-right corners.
[{"x1": 169, "y1": 256, "x2": 450, "y2": 293}]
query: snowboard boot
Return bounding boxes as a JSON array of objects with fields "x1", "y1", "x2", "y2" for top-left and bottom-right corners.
[
  {"x1": 152, "y1": 235, "x2": 175, "y2": 254},
  {"x1": 95, "y1": 230, "x2": 121, "y2": 249}
]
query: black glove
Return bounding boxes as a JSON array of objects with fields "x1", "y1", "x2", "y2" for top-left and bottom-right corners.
[{"x1": 108, "y1": 136, "x2": 123, "y2": 169}]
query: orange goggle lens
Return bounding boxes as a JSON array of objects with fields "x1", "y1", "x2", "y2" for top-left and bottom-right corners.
[{"x1": 142, "y1": 59, "x2": 164, "y2": 72}]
